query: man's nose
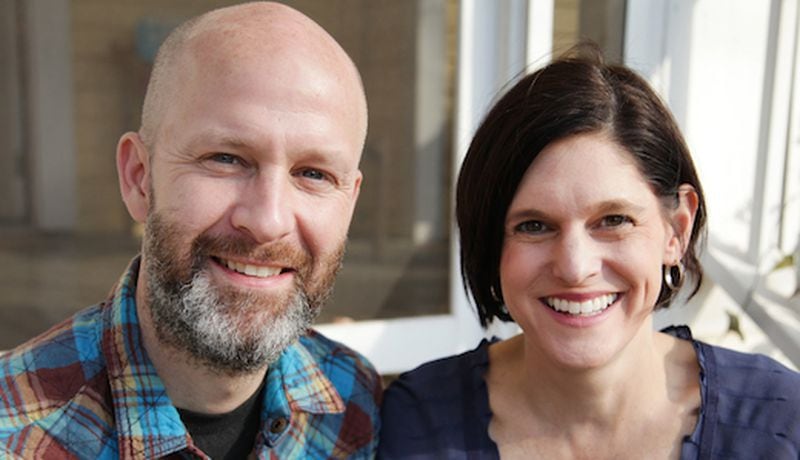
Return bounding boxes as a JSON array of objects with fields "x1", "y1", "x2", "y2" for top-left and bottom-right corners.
[
  {"x1": 551, "y1": 229, "x2": 601, "y2": 286},
  {"x1": 230, "y1": 171, "x2": 293, "y2": 243}
]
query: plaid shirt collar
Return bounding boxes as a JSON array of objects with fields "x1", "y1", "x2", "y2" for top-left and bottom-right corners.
[{"x1": 104, "y1": 257, "x2": 345, "y2": 459}]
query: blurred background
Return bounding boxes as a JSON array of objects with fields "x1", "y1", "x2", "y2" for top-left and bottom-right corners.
[{"x1": 0, "y1": 0, "x2": 798, "y2": 375}]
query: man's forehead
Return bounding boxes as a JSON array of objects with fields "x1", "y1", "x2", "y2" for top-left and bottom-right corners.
[
  {"x1": 169, "y1": 13, "x2": 350, "y2": 96},
  {"x1": 181, "y1": 4, "x2": 333, "y2": 60},
  {"x1": 144, "y1": 2, "x2": 367, "y2": 160}
]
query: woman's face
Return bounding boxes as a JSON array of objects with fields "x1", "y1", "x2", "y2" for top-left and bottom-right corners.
[{"x1": 499, "y1": 132, "x2": 688, "y2": 370}]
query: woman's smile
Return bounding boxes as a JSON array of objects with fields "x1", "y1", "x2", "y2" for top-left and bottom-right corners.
[{"x1": 542, "y1": 293, "x2": 620, "y2": 317}]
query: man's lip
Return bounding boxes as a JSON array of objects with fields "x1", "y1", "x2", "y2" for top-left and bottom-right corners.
[{"x1": 211, "y1": 256, "x2": 290, "y2": 279}]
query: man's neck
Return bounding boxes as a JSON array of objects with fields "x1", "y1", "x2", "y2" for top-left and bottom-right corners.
[{"x1": 135, "y1": 281, "x2": 267, "y2": 414}]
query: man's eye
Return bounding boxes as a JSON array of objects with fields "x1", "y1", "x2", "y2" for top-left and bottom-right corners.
[
  {"x1": 300, "y1": 169, "x2": 326, "y2": 181},
  {"x1": 211, "y1": 153, "x2": 241, "y2": 165},
  {"x1": 600, "y1": 215, "x2": 632, "y2": 227},
  {"x1": 515, "y1": 220, "x2": 547, "y2": 234}
]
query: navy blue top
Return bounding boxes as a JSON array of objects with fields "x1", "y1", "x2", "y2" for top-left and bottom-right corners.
[{"x1": 379, "y1": 326, "x2": 800, "y2": 459}]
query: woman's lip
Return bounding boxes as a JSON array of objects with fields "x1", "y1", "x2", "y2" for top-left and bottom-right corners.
[
  {"x1": 543, "y1": 292, "x2": 619, "y2": 302},
  {"x1": 541, "y1": 293, "x2": 621, "y2": 316}
]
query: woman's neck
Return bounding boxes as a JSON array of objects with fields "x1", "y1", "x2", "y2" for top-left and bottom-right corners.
[
  {"x1": 486, "y1": 328, "x2": 701, "y2": 457},
  {"x1": 521, "y1": 327, "x2": 668, "y2": 426}
]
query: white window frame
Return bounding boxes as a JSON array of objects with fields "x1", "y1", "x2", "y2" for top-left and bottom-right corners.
[
  {"x1": 626, "y1": 0, "x2": 800, "y2": 365},
  {"x1": 22, "y1": 0, "x2": 77, "y2": 231}
]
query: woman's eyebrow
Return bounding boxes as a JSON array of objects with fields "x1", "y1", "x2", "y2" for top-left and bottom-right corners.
[
  {"x1": 506, "y1": 199, "x2": 647, "y2": 223},
  {"x1": 593, "y1": 199, "x2": 647, "y2": 215},
  {"x1": 505, "y1": 208, "x2": 550, "y2": 223}
]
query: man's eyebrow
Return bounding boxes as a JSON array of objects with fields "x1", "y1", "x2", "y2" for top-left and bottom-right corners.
[
  {"x1": 294, "y1": 148, "x2": 346, "y2": 165},
  {"x1": 191, "y1": 133, "x2": 250, "y2": 151}
]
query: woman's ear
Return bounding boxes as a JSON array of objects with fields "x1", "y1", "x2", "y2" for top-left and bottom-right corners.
[
  {"x1": 664, "y1": 184, "x2": 699, "y2": 264},
  {"x1": 117, "y1": 132, "x2": 151, "y2": 223}
]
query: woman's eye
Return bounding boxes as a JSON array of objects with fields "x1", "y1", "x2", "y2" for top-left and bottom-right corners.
[
  {"x1": 600, "y1": 215, "x2": 632, "y2": 228},
  {"x1": 515, "y1": 220, "x2": 547, "y2": 234}
]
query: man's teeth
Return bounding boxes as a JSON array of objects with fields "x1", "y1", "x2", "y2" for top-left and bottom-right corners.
[
  {"x1": 223, "y1": 259, "x2": 281, "y2": 278},
  {"x1": 545, "y1": 294, "x2": 618, "y2": 316}
]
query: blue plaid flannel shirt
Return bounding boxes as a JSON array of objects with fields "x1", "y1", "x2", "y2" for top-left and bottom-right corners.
[{"x1": 0, "y1": 257, "x2": 381, "y2": 459}]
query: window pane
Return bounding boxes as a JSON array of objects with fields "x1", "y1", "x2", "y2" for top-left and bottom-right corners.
[
  {"x1": 0, "y1": 0, "x2": 26, "y2": 223},
  {"x1": 309, "y1": 0, "x2": 457, "y2": 322}
]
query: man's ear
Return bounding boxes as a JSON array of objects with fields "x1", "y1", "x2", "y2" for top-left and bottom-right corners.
[
  {"x1": 664, "y1": 184, "x2": 699, "y2": 264},
  {"x1": 351, "y1": 169, "x2": 363, "y2": 202},
  {"x1": 117, "y1": 132, "x2": 151, "y2": 223}
]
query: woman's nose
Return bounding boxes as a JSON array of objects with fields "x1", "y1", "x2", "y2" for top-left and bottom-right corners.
[{"x1": 551, "y1": 229, "x2": 601, "y2": 286}]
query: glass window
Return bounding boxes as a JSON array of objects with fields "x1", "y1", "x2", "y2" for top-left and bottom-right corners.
[
  {"x1": 0, "y1": 0, "x2": 25, "y2": 223},
  {"x1": 314, "y1": 0, "x2": 457, "y2": 322}
]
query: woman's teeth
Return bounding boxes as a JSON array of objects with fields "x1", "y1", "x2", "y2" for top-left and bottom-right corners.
[
  {"x1": 223, "y1": 259, "x2": 281, "y2": 278},
  {"x1": 544, "y1": 293, "x2": 618, "y2": 316}
]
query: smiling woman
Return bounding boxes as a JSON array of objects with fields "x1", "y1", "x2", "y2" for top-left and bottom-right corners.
[
  {"x1": 498, "y1": 132, "x2": 695, "y2": 369},
  {"x1": 378, "y1": 45, "x2": 800, "y2": 459}
]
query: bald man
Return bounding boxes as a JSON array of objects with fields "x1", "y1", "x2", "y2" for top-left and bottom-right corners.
[{"x1": 0, "y1": 3, "x2": 380, "y2": 458}]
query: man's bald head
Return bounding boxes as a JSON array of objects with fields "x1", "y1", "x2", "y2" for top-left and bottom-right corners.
[
  {"x1": 116, "y1": 2, "x2": 370, "y2": 379},
  {"x1": 139, "y1": 1, "x2": 367, "y2": 153}
]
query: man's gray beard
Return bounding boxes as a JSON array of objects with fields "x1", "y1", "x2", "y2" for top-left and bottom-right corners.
[
  {"x1": 140, "y1": 211, "x2": 341, "y2": 375},
  {"x1": 146, "y1": 266, "x2": 318, "y2": 374}
]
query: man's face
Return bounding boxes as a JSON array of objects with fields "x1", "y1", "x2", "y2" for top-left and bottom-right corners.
[{"x1": 137, "y1": 41, "x2": 364, "y2": 373}]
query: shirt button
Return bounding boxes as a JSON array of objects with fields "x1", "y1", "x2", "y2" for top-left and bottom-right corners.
[{"x1": 270, "y1": 417, "x2": 289, "y2": 434}]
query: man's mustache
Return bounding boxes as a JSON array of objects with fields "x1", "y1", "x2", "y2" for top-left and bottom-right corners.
[{"x1": 191, "y1": 232, "x2": 312, "y2": 274}]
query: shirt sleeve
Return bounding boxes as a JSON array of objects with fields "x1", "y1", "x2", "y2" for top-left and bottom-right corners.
[{"x1": 378, "y1": 341, "x2": 497, "y2": 459}]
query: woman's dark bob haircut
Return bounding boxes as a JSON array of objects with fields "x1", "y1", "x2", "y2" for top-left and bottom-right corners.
[{"x1": 456, "y1": 44, "x2": 707, "y2": 327}]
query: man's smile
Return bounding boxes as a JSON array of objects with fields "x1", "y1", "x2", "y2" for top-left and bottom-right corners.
[{"x1": 211, "y1": 256, "x2": 293, "y2": 279}]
